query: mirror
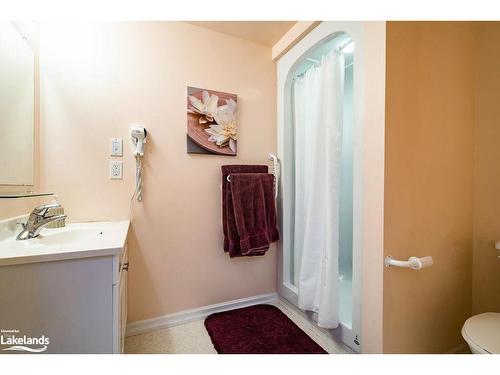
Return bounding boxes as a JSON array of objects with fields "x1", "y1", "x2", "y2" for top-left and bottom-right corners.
[{"x1": 0, "y1": 22, "x2": 35, "y2": 185}]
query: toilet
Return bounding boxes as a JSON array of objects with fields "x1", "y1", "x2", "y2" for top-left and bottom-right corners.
[{"x1": 461, "y1": 312, "x2": 500, "y2": 353}]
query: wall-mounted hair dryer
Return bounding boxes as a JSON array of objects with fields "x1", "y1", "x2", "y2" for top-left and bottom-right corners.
[
  {"x1": 131, "y1": 126, "x2": 147, "y2": 156},
  {"x1": 130, "y1": 126, "x2": 147, "y2": 203}
]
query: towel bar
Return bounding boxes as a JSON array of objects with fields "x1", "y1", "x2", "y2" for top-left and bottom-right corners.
[
  {"x1": 268, "y1": 153, "x2": 280, "y2": 199},
  {"x1": 226, "y1": 154, "x2": 280, "y2": 199}
]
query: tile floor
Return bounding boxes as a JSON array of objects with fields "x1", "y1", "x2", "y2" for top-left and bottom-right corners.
[{"x1": 124, "y1": 299, "x2": 354, "y2": 354}]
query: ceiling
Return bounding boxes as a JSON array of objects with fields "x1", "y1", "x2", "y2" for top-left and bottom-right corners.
[{"x1": 186, "y1": 21, "x2": 296, "y2": 47}]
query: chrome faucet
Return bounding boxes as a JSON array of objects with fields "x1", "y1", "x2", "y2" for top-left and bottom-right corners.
[{"x1": 16, "y1": 204, "x2": 67, "y2": 240}]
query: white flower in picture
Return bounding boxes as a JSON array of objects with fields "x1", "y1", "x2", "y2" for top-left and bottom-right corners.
[
  {"x1": 205, "y1": 99, "x2": 238, "y2": 152},
  {"x1": 188, "y1": 90, "x2": 219, "y2": 124},
  {"x1": 186, "y1": 86, "x2": 237, "y2": 156}
]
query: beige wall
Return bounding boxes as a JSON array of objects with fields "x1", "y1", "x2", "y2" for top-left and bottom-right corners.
[
  {"x1": 39, "y1": 22, "x2": 277, "y2": 322},
  {"x1": 384, "y1": 22, "x2": 476, "y2": 353},
  {"x1": 473, "y1": 23, "x2": 500, "y2": 315}
]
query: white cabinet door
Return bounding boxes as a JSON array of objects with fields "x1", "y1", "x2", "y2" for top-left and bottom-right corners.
[
  {"x1": 0, "y1": 257, "x2": 114, "y2": 353},
  {"x1": 118, "y1": 250, "x2": 128, "y2": 353}
]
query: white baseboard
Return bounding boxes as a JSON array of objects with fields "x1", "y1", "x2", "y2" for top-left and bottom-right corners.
[{"x1": 125, "y1": 292, "x2": 279, "y2": 337}]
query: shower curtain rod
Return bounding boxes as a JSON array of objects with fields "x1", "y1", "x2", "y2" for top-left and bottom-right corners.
[
  {"x1": 305, "y1": 40, "x2": 353, "y2": 64},
  {"x1": 294, "y1": 60, "x2": 353, "y2": 80},
  {"x1": 293, "y1": 39, "x2": 354, "y2": 80},
  {"x1": 338, "y1": 40, "x2": 353, "y2": 52}
]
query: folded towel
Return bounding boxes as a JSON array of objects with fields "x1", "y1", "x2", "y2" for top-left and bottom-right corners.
[
  {"x1": 222, "y1": 165, "x2": 268, "y2": 257},
  {"x1": 221, "y1": 165, "x2": 279, "y2": 258},
  {"x1": 229, "y1": 173, "x2": 280, "y2": 256}
]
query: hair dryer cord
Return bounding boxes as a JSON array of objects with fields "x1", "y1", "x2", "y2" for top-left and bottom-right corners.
[
  {"x1": 134, "y1": 155, "x2": 143, "y2": 202},
  {"x1": 129, "y1": 155, "x2": 143, "y2": 216}
]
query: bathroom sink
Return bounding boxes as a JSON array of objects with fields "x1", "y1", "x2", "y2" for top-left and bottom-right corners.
[
  {"x1": 0, "y1": 219, "x2": 129, "y2": 266},
  {"x1": 28, "y1": 227, "x2": 106, "y2": 246}
]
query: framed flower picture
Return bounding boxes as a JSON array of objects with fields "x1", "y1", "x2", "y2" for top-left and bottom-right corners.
[{"x1": 186, "y1": 86, "x2": 237, "y2": 156}]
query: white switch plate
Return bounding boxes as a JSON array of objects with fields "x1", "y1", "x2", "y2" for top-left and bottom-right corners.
[
  {"x1": 109, "y1": 160, "x2": 123, "y2": 179},
  {"x1": 110, "y1": 138, "x2": 123, "y2": 156}
]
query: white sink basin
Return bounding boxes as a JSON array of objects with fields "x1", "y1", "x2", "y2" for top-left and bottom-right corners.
[
  {"x1": 0, "y1": 218, "x2": 129, "y2": 266},
  {"x1": 30, "y1": 227, "x2": 105, "y2": 246}
]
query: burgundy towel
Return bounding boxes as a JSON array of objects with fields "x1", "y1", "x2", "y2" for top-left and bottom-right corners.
[
  {"x1": 229, "y1": 173, "x2": 279, "y2": 256},
  {"x1": 222, "y1": 165, "x2": 268, "y2": 257}
]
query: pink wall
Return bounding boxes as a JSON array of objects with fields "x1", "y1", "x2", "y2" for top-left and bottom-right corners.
[{"x1": 39, "y1": 22, "x2": 278, "y2": 322}]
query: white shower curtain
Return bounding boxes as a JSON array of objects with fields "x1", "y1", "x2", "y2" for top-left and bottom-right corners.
[{"x1": 292, "y1": 49, "x2": 344, "y2": 329}]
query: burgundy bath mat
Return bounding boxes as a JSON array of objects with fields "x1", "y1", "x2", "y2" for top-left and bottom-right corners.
[{"x1": 204, "y1": 304, "x2": 327, "y2": 354}]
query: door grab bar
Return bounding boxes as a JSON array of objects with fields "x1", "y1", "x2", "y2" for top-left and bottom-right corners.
[{"x1": 384, "y1": 256, "x2": 433, "y2": 270}]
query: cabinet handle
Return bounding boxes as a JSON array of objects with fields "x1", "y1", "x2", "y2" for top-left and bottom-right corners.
[{"x1": 122, "y1": 261, "x2": 129, "y2": 271}]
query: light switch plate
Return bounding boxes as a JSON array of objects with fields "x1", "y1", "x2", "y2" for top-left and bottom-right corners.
[
  {"x1": 110, "y1": 138, "x2": 123, "y2": 156},
  {"x1": 109, "y1": 160, "x2": 123, "y2": 179}
]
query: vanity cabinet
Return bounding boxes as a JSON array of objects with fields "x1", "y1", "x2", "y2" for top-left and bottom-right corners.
[{"x1": 0, "y1": 243, "x2": 128, "y2": 353}]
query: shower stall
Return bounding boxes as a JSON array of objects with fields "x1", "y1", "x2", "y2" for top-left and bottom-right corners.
[{"x1": 276, "y1": 22, "x2": 365, "y2": 352}]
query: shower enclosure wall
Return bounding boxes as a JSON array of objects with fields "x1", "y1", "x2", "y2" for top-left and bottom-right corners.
[{"x1": 277, "y1": 22, "x2": 365, "y2": 352}]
